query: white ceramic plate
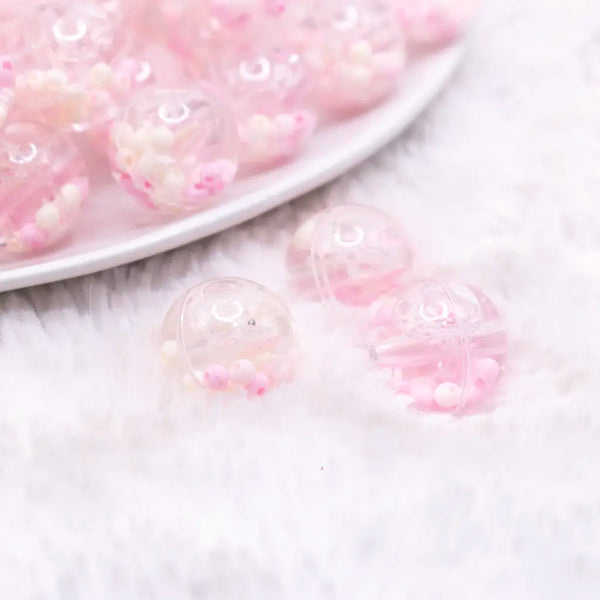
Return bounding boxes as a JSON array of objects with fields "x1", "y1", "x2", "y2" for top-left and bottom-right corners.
[{"x1": 0, "y1": 42, "x2": 464, "y2": 292}]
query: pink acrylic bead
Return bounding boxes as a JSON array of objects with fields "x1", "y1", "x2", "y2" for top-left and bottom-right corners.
[
  {"x1": 394, "y1": 0, "x2": 478, "y2": 47},
  {"x1": 287, "y1": 204, "x2": 413, "y2": 306},
  {"x1": 245, "y1": 372, "x2": 271, "y2": 397},
  {"x1": 410, "y1": 378, "x2": 435, "y2": 402},
  {"x1": 389, "y1": 369, "x2": 410, "y2": 394},
  {"x1": 4, "y1": 0, "x2": 152, "y2": 132},
  {"x1": 19, "y1": 224, "x2": 48, "y2": 249},
  {"x1": 433, "y1": 381, "x2": 463, "y2": 408},
  {"x1": 211, "y1": 42, "x2": 316, "y2": 167},
  {"x1": 109, "y1": 86, "x2": 239, "y2": 213},
  {"x1": 160, "y1": 278, "x2": 298, "y2": 395},
  {"x1": 0, "y1": 122, "x2": 87, "y2": 255},
  {"x1": 203, "y1": 365, "x2": 230, "y2": 390},
  {"x1": 301, "y1": 0, "x2": 406, "y2": 113},
  {"x1": 474, "y1": 357, "x2": 501, "y2": 386},
  {"x1": 368, "y1": 279, "x2": 507, "y2": 413}
]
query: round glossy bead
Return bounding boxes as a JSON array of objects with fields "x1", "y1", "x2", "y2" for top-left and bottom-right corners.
[
  {"x1": 394, "y1": 0, "x2": 478, "y2": 47},
  {"x1": 433, "y1": 381, "x2": 463, "y2": 409},
  {"x1": 301, "y1": 0, "x2": 406, "y2": 113},
  {"x1": 4, "y1": 0, "x2": 152, "y2": 132},
  {"x1": 203, "y1": 365, "x2": 230, "y2": 391},
  {"x1": 160, "y1": 278, "x2": 298, "y2": 394},
  {"x1": 287, "y1": 204, "x2": 412, "y2": 306},
  {"x1": 211, "y1": 42, "x2": 316, "y2": 168},
  {"x1": 35, "y1": 202, "x2": 61, "y2": 230},
  {"x1": 368, "y1": 279, "x2": 507, "y2": 413},
  {"x1": 0, "y1": 122, "x2": 87, "y2": 255},
  {"x1": 474, "y1": 357, "x2": 501, "y2": 387},
  {"x1": 160, "y1": 339, "x2": 180, "y2": 363},
  {"x1": 109, "y1": 86, "x2": 239, "y2": 213},
  {"x1": 245, "y1": 372, "x2": 271, "y2": 397}
]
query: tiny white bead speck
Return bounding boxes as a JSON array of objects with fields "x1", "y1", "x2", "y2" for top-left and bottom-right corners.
[
  {"x1": 434, "y1": 382, "x2": 462, "y2": 409},
  {"x1": 60, "y1": 183, "x2": 83, "y2": 211},
  {"x1": 182, "y1": 374, "x2": 197, "y2": 390},
  {"x1": 35, "y1": 203, "x2": 61, "y2": 231},
  {"x1": 161, "y1": 340, "x2": 180, "y2": 363}
]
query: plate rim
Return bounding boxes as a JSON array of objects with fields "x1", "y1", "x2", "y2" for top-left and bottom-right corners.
[{"x1": 0, "y1": 42, "x2": 465, "y2": 293}]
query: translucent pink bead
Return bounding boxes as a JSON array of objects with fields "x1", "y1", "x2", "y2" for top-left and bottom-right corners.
[
  {"x1": 0, "y1": 122, "x2": 87, "y2": 255},
  {"x1": 394, "y1": 0, "x2": 478, "y2": 47},
  {"x1": 160, "y1": 278, "x2": 298, "y2": 394},
  {"x1": 368, "y1": 279, "x2": 507, "y2": 413},
  {"x1": 301, "y1": 0, "x2": 406, "y2": 113},
  {"x1": 287, "y1": 204, "x2": 413, "y2": 306},
  {"x1": 109, "y1": 86, "x2": 239, "y2": 213},
  {"x1": 4, "y1": 0, "x2": 152, "y2": 132},
  {"x1": 211, "y1": 42, "x2": 316, "y2": 167}
]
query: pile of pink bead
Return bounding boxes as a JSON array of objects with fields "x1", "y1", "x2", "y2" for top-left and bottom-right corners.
[
  {"x1": 0, "y1": 0, "x2": 477, "y2": 256},
  {"x1": 287, "y1": 204, "x2": 507, "y2": 414},
  {"x1": 160, "y1": 202, "x2": 507, "y2": 409}
]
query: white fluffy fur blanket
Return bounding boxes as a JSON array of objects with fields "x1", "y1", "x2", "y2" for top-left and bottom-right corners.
[{"x1": 1, "y1": 1, "x2": 600, "y2": 597}]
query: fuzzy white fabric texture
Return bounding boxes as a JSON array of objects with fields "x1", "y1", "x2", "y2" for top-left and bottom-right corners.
[{"x1": 2, "y1": 1, "x2": 600, "y2": 598}]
